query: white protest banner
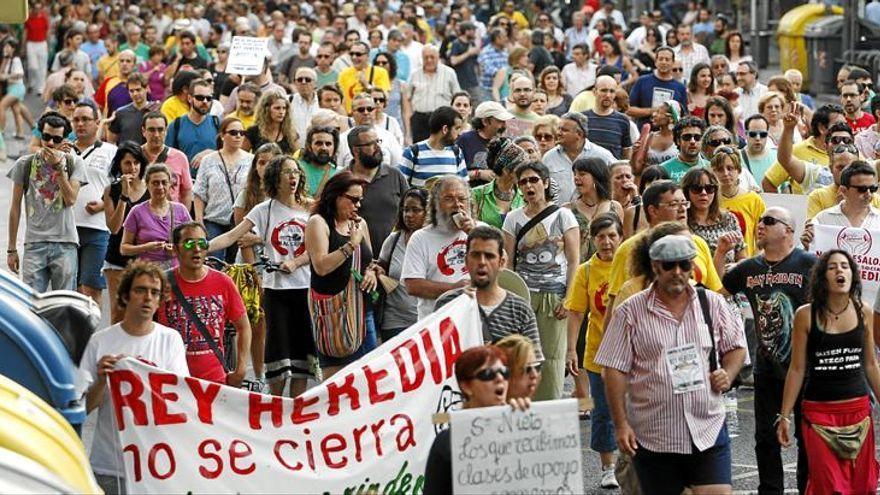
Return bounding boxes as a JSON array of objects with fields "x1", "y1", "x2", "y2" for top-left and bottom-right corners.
[
  {"x1": 811, "y1": 224, "x2": 880, "y2": 303},
  {"x1": 226, "y1": 36, "x2": 269, "y2": 75},
  {"x1": 108, "y1": 295, "x2": 482, "y2": 494},
  {"x1": 450, "y1": 399, "x2": 583, "y2": 495},
  {"x1": 761, "y1": 193, "x2": 808, "y2": 239}
]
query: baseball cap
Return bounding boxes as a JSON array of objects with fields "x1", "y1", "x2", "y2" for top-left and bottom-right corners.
[
  {"x1": 649, "y1": 235, "x2": 697, "y2": 262},
  {"x1": 474, "y1": 101, "x2": 514, "y2": 121}
]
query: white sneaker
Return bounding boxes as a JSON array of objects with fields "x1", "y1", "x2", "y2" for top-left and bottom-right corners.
[{"x1": 600, "y1": 466, "x2": 619, "y2": 489}]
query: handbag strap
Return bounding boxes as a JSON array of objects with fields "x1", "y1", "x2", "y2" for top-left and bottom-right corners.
[
  {"x1": 167, "y1": 270, "x2": 226, "y2": 368},
  {"x1": 513, "y1": 205, "x2": 559, "y2": 270},
  {"x1": 216, "y1": 152, "x2": 238, "y2": 205},
  {"x1": 696, "y1": 287, "x2": 718, "y2": 372}
]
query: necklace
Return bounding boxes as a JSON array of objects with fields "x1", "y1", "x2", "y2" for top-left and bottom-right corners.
[
  {"x1": 826, "y1": 299, "x2": 850, "y2": 320},
  {"x1": 581, "y1": 198, "x2": 597, "y2": 208},
  {"x1": 494, "y1": 182, "x2": 514, "y2": 201}
]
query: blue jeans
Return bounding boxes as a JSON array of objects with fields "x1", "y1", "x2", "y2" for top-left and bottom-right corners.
[
  {"x1": 22, "y1": 241, "x2": 77, "y2": 292},
  {"x1": 588, "y1": 371, "x2": 616, "y2": 453},
  {"x1": 76, "y1": 227, "x2": 109, "y2": 289},
  {"x1": 204, "y1": 220, "x2": 237, "y2": 264}
]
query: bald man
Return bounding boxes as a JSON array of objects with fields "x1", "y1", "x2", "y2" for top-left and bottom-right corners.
[
  {"x1": 406, "y1": 45, "x2": 460, "y2": 142},
  {"x1": 721, "y1": 205, "x2": 815, "y2": 494},
  {"x1": 291, "y1": 66, "x2": 319, "y2": 140},
  {"x1": 584, "y1": 75, "x2": 633, "y2": 159}
]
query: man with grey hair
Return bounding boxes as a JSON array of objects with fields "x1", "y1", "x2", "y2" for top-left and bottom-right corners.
[
  {"x1": 736, "y1": 60, "x2": 768, "y2": 119},
  {"x1": 337, "y1": 93, "x2": 402, "y2": 170},
  {"x1": 406, "y1": 45, "x2": 461, "y2": 142},
  {"x1": 289, "y1": 66, "x2": 319, "y2": 141},
  {"x1": 401, "y1": 175, "x2": 477, "y2": 319},
  {"x1": 542, "y1": 112, "x2": 615, "y2": 203}
]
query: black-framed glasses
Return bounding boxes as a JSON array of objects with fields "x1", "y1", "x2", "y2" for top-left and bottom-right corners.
[
  {"x1": 295, "y1": 77, "x2": 314, "y2": 83},
  {"x1": 518, "y1": 176, "x2": 543, "y2": 186},
  {"x1": 829, "y1": 135, "x2": 854, "y2": 146},
  {"x1": 354, "y1": 106, "x2": 375, "y2": 113},
  {"x1": 759, "y1": 215, "x2": 791, "y2": 228},
  {"x1": 687, "y1": 184, "x2": 717, "y2": 195},
  {"x1": 473, "y1": 366, "x2": 510, "y2": 381},
  {"x1": 747, "y1": 131, "x2": 768, "y2": 138},
  {"x1": 680, "y1": 133, "x2": 702, "y2": 142},
  {"x1": 672, "y1": 68, "x2": 684, "y2": 72},
  {"x1": 660, "y1": 259, "x2": 693, "y2": 271},
  {"x1": 62, "y1": 98, "x2": 76, "y2": 105},
  {"x1": 343, "y1": 193, "x2": 363, "y2": 204},
  {"x1": 41, "y1": 134, "x2": 65, "y2": 144},
  {"x1": 847, "y1": 184, "x2": 880, "y2": 194},
  {"x1": 708, "y1": 137, "x2": 732, "y2": 147},
  {"x1": 192, "y1": 94, "x2": 212, "y2": 102},
  {"x1": 182, "y1": 238, "x2": 209, "y2": 250},
  {"x1": 524, "y1": 361, "x2": 542, "y2": 375},
  {"x1": 226, "y1": 129, "x2": 245, "y2": 137}
]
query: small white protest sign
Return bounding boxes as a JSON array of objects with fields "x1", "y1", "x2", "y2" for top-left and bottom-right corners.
[{"x1": 227, "y1": 36, "x2": 269, "y2": 75}]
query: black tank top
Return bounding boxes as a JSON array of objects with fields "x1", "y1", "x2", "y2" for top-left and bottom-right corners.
[
  {"x1": 310, "y1": 221, "x2": 373, "y2": 295},
  {"x1": 803, "y1": 305, "x2": 868, "y2": 401},
  {"x1": 105, "y1": 181, "x2": 150, "y2": 267}
]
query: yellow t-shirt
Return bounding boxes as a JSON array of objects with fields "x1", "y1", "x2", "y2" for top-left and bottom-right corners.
[
  {"x1": 227, "y1": 110, "x2": 256, "y2": 130},
  {"x1": 564, "y1": 255, "x2": 613, "y2": 372},
  {"x1": 608, "y1": 231, "x2": 721, "y2": 297},
  {"x1": 160, "y1": 95, "x2": 189, "y2": 123},
  {"x1": 612, "y1": 275, "x2": 648, "y2": 309},
  {"x1": 720, "y1": 191, "x2": 766, "y2": 256},
  {"x1": 807, "y1": 185, "x2": 880, "y2": 218},
  {"x1": 337, "y1": 65, "x2": 391, "y2": 112},
  {"x1": 569, "y1": 91, "x2": 596, "y2": 113},
  {"x1": 97, "y1": 54, "x2": 120, "y2": 81},
  {"x1": 763, "y1": 137, "x2": 829, "y2": 194},
  {"x1": 498, "y1": 11, "x2": 530, "y2": 29}
]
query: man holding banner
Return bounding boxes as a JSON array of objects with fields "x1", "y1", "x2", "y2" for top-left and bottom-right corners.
[{"x1": 812, "y1": 162, "x2": 880, "y2": 230}]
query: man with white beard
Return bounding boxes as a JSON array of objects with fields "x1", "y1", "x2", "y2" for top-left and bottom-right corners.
[{"x1": 401, "y1": 176, "x2": 477, "y2": 319}]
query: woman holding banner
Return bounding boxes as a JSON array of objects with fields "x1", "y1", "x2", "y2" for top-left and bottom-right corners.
[{"x1": 777, "y1": 250, "x2": 880, "y2": 493}]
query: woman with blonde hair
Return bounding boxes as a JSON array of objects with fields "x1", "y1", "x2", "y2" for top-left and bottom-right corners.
[
  {"x1": 244, "y1": 88, "x2": 299, "y2": 153},
  {"x1": 493, "y1": 46, "x2": 530, "y2": 102},
  {"x1": 531, "y1": 114, "x2": 561, "y2": 157},
  {"x1": 538, "y1": 66, "x2": 573, "y2": 117},
  {"x1": 759, "y1": 91, "x2": 799, "y2": 147},
  {"x1": 496, "y1": 334, "x2": 541, "y2": 400}
]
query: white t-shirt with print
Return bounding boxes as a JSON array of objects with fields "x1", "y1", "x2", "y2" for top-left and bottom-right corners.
[
  {"x1": 74, "y1": 141, "x2": 118, "y2": 230},
  {"x1": 78, "y1": 323, "x2": 188, "y2": 477},
  {"x1": 245, "y1": 198, "x2": 310, "y2": 290},
  {"x1": 401, "y1": 225, "x2": 469, "y2": 320},
  {"x1": 502, "y1": 206, "x2": 579, "y2": 295}
]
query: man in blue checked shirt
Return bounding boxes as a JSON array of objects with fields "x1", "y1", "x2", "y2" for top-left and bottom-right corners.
[{"x1": 477, "y1": 28, "x2": 509, "y2": 102}]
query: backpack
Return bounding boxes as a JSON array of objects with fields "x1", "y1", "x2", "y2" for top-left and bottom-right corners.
[
  {"x1": 169, "y1": 114, "x2": 220, "y2": 149},
  {"x1": 407, "y1": 142, "x2": 463, "y2": 187}
]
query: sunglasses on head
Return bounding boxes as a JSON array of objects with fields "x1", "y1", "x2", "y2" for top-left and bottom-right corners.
[
  {"x1": 660, "y1": 259, "x2": 693, "y2": 271},
  {"x1": 473, "y1": 366, "x2": 510, "y2": 381},
  {"x1": 708, "y1": 137, "x2": 732, "y2": 147},
  {"x1": 829, "y1": 136, "x2": 854, "y2": 146},
  {"x1": 759, "y1": 215, "x2": 790, "y2": 228},
  {"x1": 688, "y1": 184, "x2": 717, "y2": 194},
  {"x1": 847, "y1": 184, "x2": 880, "y2": 193},
  {"x1": 192, "y1": 94, "x2": 211, "y2": 102},
  {"x1": 680, "y1": 133, "x2": 702, "y2": 142},
  {"x1": 182, "y1": 238, "x2": 209, "y2": 250},
  {"x1": 747, "y1": 131, "x2": 768, "y2": 138},
  {"x1": 41, "y1": 134, "x2": 65, "y2": 144},
  {"x1": 518, "y1": 176, "x2": 543, "y2": 186}
]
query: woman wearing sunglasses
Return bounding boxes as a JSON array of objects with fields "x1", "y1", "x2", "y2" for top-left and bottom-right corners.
[
  {"x1": 682, "y1": 168, "x2": 746, "y2": 279},
  {"x1": 777, "y1": 249, "x2": 880, "y2": 494},
  {"x1": 503, "y1": 161, "x2": 580, "y2": 401},
  {"x1": 193, "y1": 117, "x2": 253, "y2": 263},
  {"x1": 120, "y1": 163, "x2": 192, "y2": 271},
  {"x1": 701, "y1": 126, "x2": 761, "y2": 192},
  {"x1": 531, "y1": 114, "x2": 560, "y2": 158},
  {"x1": 423, "y1": 345, "x2": 529, "y2": 495},
  {"x1": 710, "y1": 147, "x2": 766, "y2": 256},
  {"x1": 208, "y1": 155, "x2": 315, "y2": 397}
]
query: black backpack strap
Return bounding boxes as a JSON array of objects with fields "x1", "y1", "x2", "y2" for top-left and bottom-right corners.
[
  {"x1": 513, "y1": 205, "x2": 559, "y2": 270},
  {"x1": 156, "y1": 145, "x2": 170, "y2": 164},
  {"x1": 407, "y1": 143, "x2": 420, "y2": 186},
  {"x1": 697, "y1": 287, "x2": 718, "y2": 372},
  {"x1": 171, "y1": 116, "x2": 182, "y2": 148},
  {"x1": 167, "y1": 270, "x2": 227, "y2": 369}
]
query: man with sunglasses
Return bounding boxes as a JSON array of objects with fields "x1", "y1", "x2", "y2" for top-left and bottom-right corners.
[
  {"x1": 840, "y1": 79, "x2": 876, "y2": 135},
  {"x1": 7, "y1": 112, "x2": 86, "y2": 292},
  {"x1": 598, "y1": 235, "x2": 747, "y2": 494},
  {"x1": 722, "y1": 206, "x2": 815, "y2": 493},
  {"x1": 314, "y1": 42, "x2": 340, "y2": 88},
  {"x1": 434, "y1": 226, "x2": 541, "y2": 354},
  {"x1": 289, "y1": 67, "x2": 320, "y2": 142},
  {"x1": 338, "y1": 41, "x2": 391, "y2": 113},
  {"x1": 805, "y1": 143, "x2": 880, "y2": 219},
  {"x1": 743, "y1": 115, "x2": 778, "y2": 183},
  {"x1": 165, "y1": 78, "x2": 220, "y2": 164},
  {"x1": 660, "y1": 116, "x2": 707, "y2": 183},
  {"x1": 762, "y1": 104, "x2": 847, "y2": 195},
  {"x1": 810, "y1": 161, "x2": 880, "y2": 235},
  {"x1": 158, "y1": 222, "x2": 251, "y2": 388},
  {"x1": 337, "y1": 93, "x2": 402, "y2": 170}
]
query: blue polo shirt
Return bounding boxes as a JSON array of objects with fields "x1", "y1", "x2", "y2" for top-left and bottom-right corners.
[{"x1": 165, "y1": 114, "x2": 219, "y2": 167}]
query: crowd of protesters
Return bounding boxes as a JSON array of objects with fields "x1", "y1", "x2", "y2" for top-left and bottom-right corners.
[{"x1": 6, "y1": 0, "x2": 880, "y2": 492}]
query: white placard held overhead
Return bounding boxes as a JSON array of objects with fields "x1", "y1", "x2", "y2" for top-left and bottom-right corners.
[
  {"x1": 227, "y1": 36, "x2": 269, "y2": 75},
  {"x1": 450, "y1": 399, "x2": 584, "y2": 494}
]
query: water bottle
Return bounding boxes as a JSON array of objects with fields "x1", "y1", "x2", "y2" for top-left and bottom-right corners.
[{"x1": 724, "y1": 390, "x2": 739, "y2": 438}]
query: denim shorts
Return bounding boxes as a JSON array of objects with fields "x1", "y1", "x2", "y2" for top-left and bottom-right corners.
[
  {"x1": 633, "y1": 424, "x2": 731, "y2": 494},
  {"x1": 77, "y1": 227, "x2": 110, "y2": 289},
  {"x1": 587, "y1": 371, "x2": 616, "y2": 453},
  {"x1": 22, "y1": 241, "x2": 77, "y2": 292}
]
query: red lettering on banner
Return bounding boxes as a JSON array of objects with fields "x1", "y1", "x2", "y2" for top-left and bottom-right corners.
[
  {"x1": 248, "y1": 393, "x2": 283, "y2": 429},
  {"x1": 274, "y1": 440, "x2": 303, "y2": 471},
  {"x1": 197, "y1": 439, "x2": 223, "y2": 479},
  {"x1": 186, "y1": 378, "x2": 221, "y2": 424},
  {"x1": 304, "y1": 428, "x2": 317, "y2": 471},
  {"x1": 291, "y1": 394, "x2": 320, "y2": 424},
  {"x1": 419, "y1": 328, "x2": 443, "y2": 384},
  {"x1": 352, "y1": 424, "x2": 368, "y2": 462},
  {"x1": 392, "y1": 339, "x2": 425, "y2": 392},
  {"x1": 439, "y1": 317, "x2": 462, "y2": 378},
  {"x1": 362, "y1": 363, "x2": 394, "y2": 404},
  {"x1": 147, "y1": 443, "x2": 176, "y2": 480},
  {"x1": 123, "y1": 444, "x2": 142, "y2": 481},
  {"x1": 371, "y1": 419, "x2": 386, "y2": 457},
  {"x1": 230, "y1": 440, "x2": 256, "y2": 475},
  {"x1": 391, "y1": 414, "x2": 417, "y2": 451},
  {"x1": 321, "y1": 433, "x2": 348, "y2": 468},
  {"x1": 149, "y1": 373, "x2": 186, "y2": 426},
  {"x1": 110, "y1": 370, "x2": 147, "y2": 430},
  {"x1": 327, "y1": 372, "x2": 361, "y2": 416}
]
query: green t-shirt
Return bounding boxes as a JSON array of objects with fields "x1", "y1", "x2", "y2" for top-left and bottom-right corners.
[
  {"x1": 299, "y1": 159, "x2": 338, "y2": 198},
  {"x1": 472, "y1": 180, "x2": 524, "y2": 229},
  {"x1": 660, "y1": 155, "x2": 709, "y2": 183},
  {"x1": 316, "y1": 69, "x2": 339, "y2": 89}
]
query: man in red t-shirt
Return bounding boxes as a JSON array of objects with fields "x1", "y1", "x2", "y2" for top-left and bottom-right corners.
[
  {"x1": 23, "y1": 1, "x2": 51, "y2": 94},
  {"x1": 158, "y1": 221, "x2": 251, "y2": 386},
  {"x1": 841, "y1": 79, "x2": 876, "y2": 134}
]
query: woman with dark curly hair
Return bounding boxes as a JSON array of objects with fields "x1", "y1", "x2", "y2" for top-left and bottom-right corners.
[
  {"x1": 778, "y1": 250, "x2": 880, "y2": 494},
  {"x1": 209, "y1": 155, "x2": 314, "y2": 396}
]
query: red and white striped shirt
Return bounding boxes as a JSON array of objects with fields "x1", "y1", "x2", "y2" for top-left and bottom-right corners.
[{"x1": 595, "y1": 284, "x2": 748, "y2": 454}]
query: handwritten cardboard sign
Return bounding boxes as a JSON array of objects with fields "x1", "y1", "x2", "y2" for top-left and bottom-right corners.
[
  {"x1": 450, "y1": 399, "x2": 583, "y2": 494},
  {"x1": 227, "y1": 36, "x2": 269, "y2": 75}
]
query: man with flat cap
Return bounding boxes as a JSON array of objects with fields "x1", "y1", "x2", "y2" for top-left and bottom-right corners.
[{"x1": 596, "y1": 235, "x2": 748, "y2": 494}]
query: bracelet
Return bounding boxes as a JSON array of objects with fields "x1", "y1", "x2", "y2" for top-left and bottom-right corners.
[
  {"x1": 773, "y1": 413, "x2": 791, "y2": 426},
  {"x1": 340, "y1": 244, "x2": 352, "y2": 258},
  {"x1": 6, "y1": 249, "x2": 16, "y2": 254}
]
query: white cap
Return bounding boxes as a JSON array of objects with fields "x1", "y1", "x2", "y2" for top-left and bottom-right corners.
[{"x1": 474, "y1": 101, "x2": 514, "y2": 121}]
